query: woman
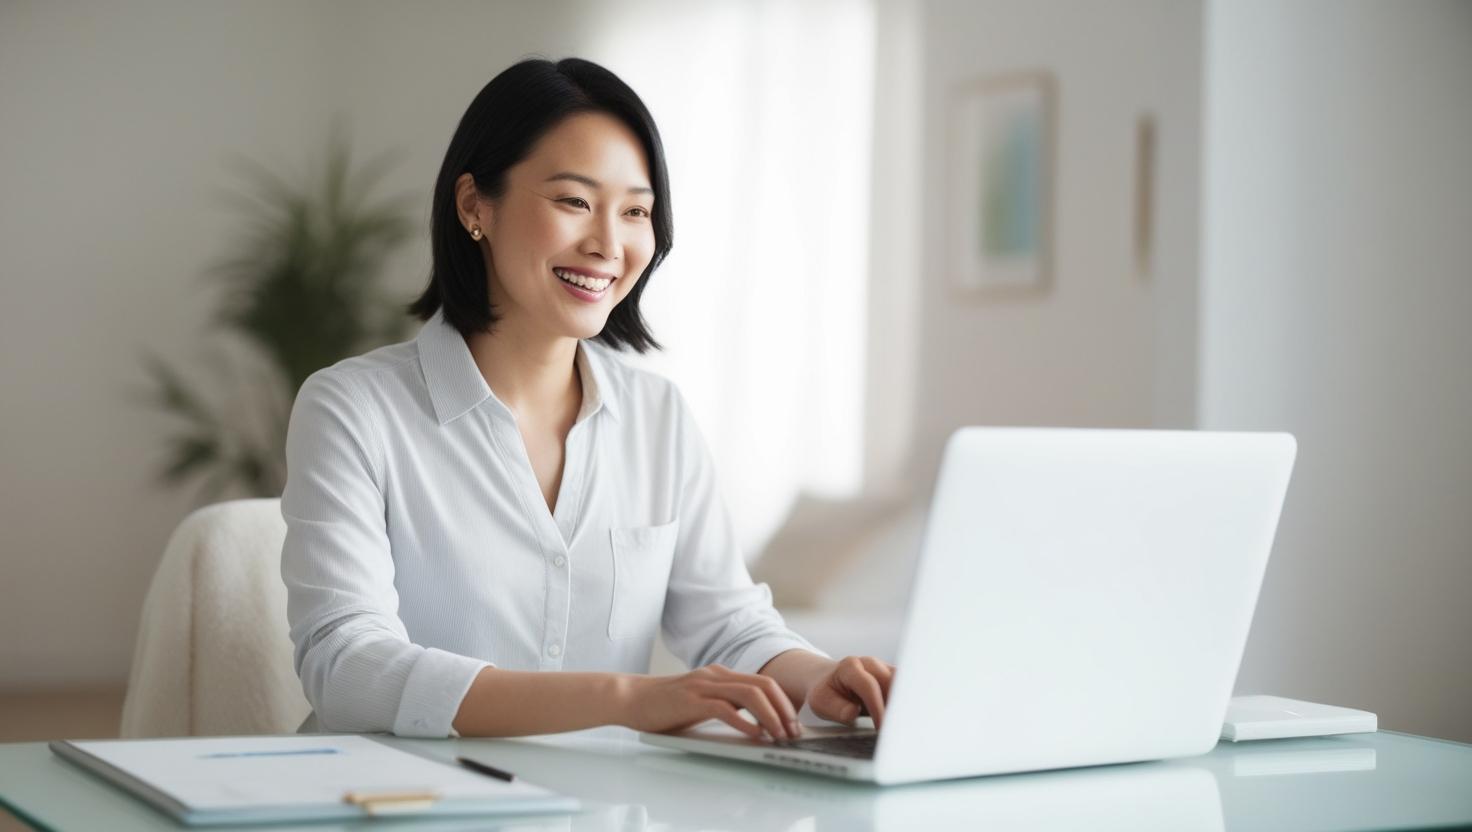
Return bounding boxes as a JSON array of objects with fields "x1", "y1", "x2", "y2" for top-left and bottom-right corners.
[{"x1": 281, "y1": 58, "x2": 894, "y2": 741}]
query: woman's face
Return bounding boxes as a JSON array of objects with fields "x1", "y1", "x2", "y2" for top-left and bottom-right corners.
[{"x1": 464, "y1": 112, "x2": 657, "y2": 343}]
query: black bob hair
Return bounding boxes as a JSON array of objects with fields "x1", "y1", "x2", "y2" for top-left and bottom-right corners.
[{"x1": 409, "y1": 57, "x2": 670, "y2": 352}]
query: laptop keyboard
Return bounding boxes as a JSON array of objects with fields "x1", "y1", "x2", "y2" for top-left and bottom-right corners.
[{"x1": 778, "y1": 733, "x2": 878, "y2": 760}]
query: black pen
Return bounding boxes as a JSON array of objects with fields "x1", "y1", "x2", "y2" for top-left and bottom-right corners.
[{"x1": 456, "y1": 755, "x2": 516, "y2": 782}]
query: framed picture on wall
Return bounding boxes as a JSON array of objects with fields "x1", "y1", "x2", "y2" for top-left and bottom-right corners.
[{"x1": 947, "y1": 71, "x2": 1056, "y2": 297}]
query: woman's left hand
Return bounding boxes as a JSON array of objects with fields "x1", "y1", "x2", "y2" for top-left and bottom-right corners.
[{"x1": 804, "y1": 656, "x2": 896, "y2": 729}]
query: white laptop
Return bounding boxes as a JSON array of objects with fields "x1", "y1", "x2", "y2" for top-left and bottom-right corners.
[{"x1": 640, "y1": 427, "x2": 1297, "y2": 785}]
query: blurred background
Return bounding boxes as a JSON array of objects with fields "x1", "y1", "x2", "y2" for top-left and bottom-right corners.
[{"x1": 0, "y1": 0, "x2": 1468, "y2": 758}]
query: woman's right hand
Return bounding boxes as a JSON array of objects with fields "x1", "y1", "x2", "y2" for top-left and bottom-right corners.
[{"x1": 620, "y1": 664, "x2": 800, "y2": 741}]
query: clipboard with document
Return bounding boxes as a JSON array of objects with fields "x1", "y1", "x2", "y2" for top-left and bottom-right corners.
[{"x1": 49, "y1": 734, "x2": 579, "y2": 826}]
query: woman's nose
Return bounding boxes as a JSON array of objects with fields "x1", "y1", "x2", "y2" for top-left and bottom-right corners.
[{"x1": 579, "y1": 213, "x2": 621, "y2": 261}]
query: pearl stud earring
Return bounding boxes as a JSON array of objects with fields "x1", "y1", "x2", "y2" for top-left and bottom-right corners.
[{"x1": 470, "y1": 225, "x2": 482, "y2": 240}]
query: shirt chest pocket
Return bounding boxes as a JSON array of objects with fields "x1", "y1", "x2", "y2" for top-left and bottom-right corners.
[{"x1": 608, "y1": 520, "x2": 680, "y2": 640}]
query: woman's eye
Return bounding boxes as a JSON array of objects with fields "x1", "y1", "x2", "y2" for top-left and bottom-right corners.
[
  {"x1": 559, "y1": 197, "x2": 590, "y2": 210},
  {"x1": 626, "y1": 206, "x2": 650, "y2": 218}
]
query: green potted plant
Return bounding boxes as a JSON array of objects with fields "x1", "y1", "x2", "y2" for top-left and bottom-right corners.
[{"x1": 144, "y1": 131, "x2": 415, "y2": 501}]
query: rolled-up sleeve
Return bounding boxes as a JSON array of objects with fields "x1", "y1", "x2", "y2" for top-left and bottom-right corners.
[
  {"x1": 659, "y1": 387, "x2": 828, "y2": 674},
  {"x1": 280, "y1": 370, "x2": 489, "y2": 737}
]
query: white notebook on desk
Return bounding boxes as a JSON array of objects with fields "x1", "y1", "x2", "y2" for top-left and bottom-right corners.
[{"x1": 49, "y1": 735, "x2": 578, "y2": 826}]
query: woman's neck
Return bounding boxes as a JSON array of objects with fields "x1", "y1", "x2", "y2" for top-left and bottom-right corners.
[{"x1": 464, "y1": 323, "x2": 581, "y2": 421}]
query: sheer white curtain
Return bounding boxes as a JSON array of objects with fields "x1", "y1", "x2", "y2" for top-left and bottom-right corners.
[{"x1": 589, "y1": 0, "x2": 876, "y2": 560}]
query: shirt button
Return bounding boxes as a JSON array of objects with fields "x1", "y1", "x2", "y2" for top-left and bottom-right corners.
[
  {"x1": 554, "y1": 555, "x2": 567, "y2": 568},
  {"x1": 547, "y1": 644, "x2": 562, "y2": 657}
]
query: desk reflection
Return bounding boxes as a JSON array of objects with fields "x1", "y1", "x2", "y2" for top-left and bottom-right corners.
[
  {"x1": 1230, "y1": 745, "x2": 1376, "y2": 777},
  {"x1": 637, "y1": 751, "x2": 1223, "y2": 831},
  {"x1": 397, "y1": 728, "x2": 1225, "y2": 832}
]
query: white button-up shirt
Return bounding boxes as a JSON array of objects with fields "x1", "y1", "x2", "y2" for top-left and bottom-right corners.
[{"x1": 280, "y1": 311, "x2": 821, "y2": 737}]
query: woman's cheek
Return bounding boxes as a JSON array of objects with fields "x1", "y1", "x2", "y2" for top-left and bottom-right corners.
[{"x1": 631, "y1": 234, "x2": 656, "y2": 275}]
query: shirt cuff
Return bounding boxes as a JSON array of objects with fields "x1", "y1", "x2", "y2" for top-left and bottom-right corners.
[
  {"x1": 391, "y1": 648, "x2": 492, "y2": 737},
  {"x1": 727, "y1": 634, "x2": 831, "y2": 677}
]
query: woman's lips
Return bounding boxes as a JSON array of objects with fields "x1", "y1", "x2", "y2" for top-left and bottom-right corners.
[{"x1": 554, "y1": 270, "x2": 610, "y2": 302}]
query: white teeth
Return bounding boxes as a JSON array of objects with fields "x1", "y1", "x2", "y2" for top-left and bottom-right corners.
[{"x1": 555, "y1": 269, "x2": 611, "y2": 293}]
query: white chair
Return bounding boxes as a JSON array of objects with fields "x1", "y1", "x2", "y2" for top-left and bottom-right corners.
[{"x1": 120, "y1": 499, "x2": 309, "y2": 737}]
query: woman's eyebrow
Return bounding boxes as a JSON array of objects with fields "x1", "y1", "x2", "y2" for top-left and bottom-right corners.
[{"x1": 544, "y1": 171, "x2": 653, "y2": 196}]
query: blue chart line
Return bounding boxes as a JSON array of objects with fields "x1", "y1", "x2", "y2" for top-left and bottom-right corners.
[{"x1": 198, "y1": 748, "x2": 343, "y2": 759}]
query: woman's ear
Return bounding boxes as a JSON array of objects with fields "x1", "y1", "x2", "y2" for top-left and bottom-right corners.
[{"x1": 454, "y1": 173, "x2": 488, "y2": 238}]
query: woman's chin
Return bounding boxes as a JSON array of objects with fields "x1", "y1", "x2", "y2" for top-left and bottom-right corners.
[{"x1": 557, "y1": 311, "x2": 614, "y2": 342}]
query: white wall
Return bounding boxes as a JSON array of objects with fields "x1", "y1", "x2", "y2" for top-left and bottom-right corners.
[
  {"x1": 914, "y1": 0, "x2": 1203, "y2": 483},
  {"x1": 1201, "y1": 0, "x2": 1472, "y2": 741},
  {"x1": 2, "y1": 1, "x2": 329, "y2": 687},
  {"x1": 799, "y1": 0, "x2": 1205, "y2": 629},
  {"x1": 861, "y1": 0, "x2": 925, "y2": 492}
]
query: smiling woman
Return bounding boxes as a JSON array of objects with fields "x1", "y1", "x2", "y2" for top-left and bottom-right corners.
[
  {"x1": 280, "y1": 58, "x2": 896, "y2": 744},
  {"x1": 459, "y1": 112, "x2": 656, "y2": 340},
  {"x1": 410, "y1": 58, "x2": 670, "y2": 353}
]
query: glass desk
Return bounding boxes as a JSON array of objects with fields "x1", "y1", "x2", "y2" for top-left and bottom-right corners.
[{"x1": 3, "y1": 728, "x2": 1469, "y2": 830}]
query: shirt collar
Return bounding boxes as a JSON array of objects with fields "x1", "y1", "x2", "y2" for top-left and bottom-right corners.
[
  {"x1": 416, "y1": 310, "x2": 620, "y2": 426},
  {"x1": 574, "y1": 338, "x2": 622, "y2": 424}
]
